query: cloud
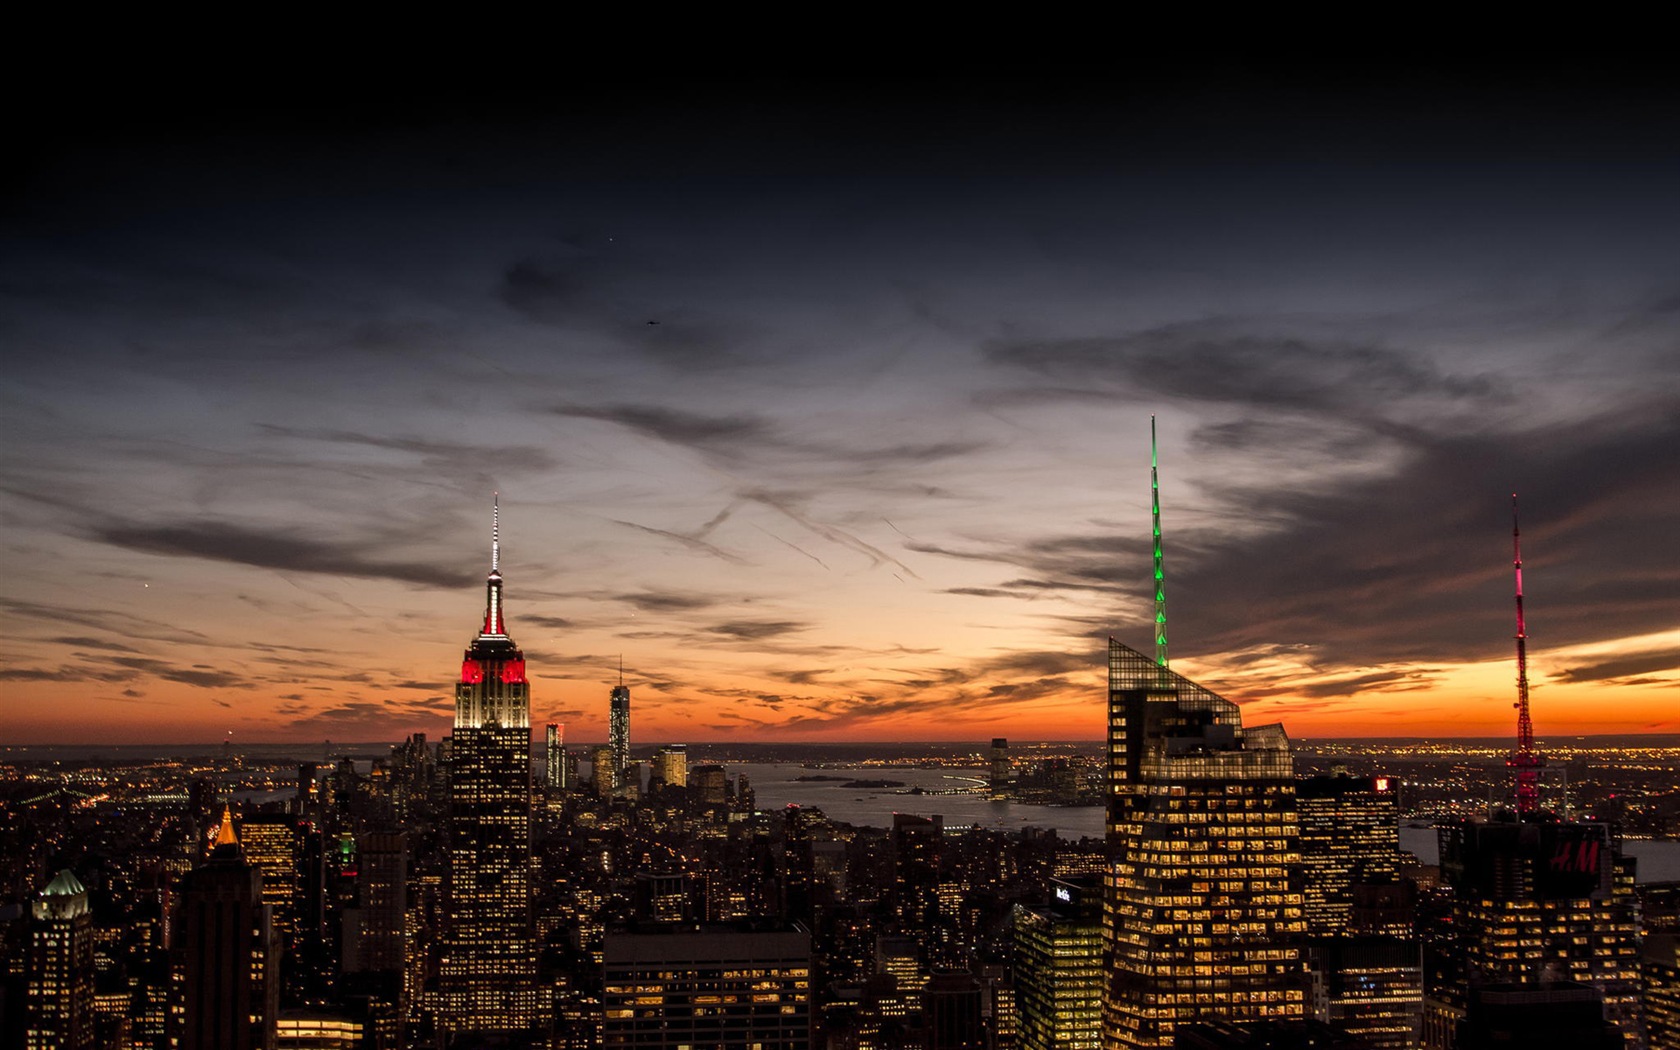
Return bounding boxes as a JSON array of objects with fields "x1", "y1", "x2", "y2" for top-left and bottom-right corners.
[
  {"x1": 984, "y1": 319, "x2": 1508, "y2": 416},
  {"x1": 257, "y1": 425, "x2": 558, "y2": 474},
  {"x1": 50, "y1": 636, "x2": 142, "y2": 653},
  {"x1": 614, "y1": 591, "x2": 725, "y2": 613},
  {"x1": 101, "y1": 656, "x2": 253, "y2": 689},
  {"x1": 610, "y1": 519, "x2": 747, "y2": 563},
  {"x1": 555, "y1": 404, "x2": 772, "y2": 452},
  {"x1": 0, "y1": 598, "x2": 209, "y2": 647},
  {"x1": 555, "y1": 404, "x2": 985, "y2": 476},
  {"x1": 92, "y1": 522, "x2": 473, "y2": 588},
  {"x1": 1553, "y1": 648, "x2": 1680, "y2": 684},
  {"x1": 707, "y1": 620, "x2": 810, "y2": 641}
]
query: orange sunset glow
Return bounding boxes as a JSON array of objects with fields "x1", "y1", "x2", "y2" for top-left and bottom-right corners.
[{"x1": 4, "y1": 73, "x2": 1678, "y2": 747}]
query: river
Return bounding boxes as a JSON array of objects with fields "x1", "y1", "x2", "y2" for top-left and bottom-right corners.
[{"x1": 736, "y1": 764, "x2": 1680, "y2": 881}]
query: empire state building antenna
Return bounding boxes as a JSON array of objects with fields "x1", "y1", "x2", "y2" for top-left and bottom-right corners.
[{"x1": 1506, "y1": 493, "x2": 1546, "y2": 815}]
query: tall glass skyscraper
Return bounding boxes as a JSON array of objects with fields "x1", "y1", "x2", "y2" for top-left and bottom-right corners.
[
  {"x1": 609, "y1": 682, "x2": 631, "y2": 786},
  {"x1": 438, "y1": 505, "x2": 539, "y2": 1035},
  {"x1": 1102, "y1": 641, "x2": 1309, "y2": 1048}
]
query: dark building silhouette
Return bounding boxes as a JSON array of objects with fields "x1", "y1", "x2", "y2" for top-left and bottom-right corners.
[
  {"x1": 1454, "y1": 982, "x2": 1622, "y2": 1050},
  {"x1": 1172, "y1": 1019, "x2": 1372, "y2": 1048},
  {"x1": 1425, "y1": 817, "x2": 1641, "y2": 1047},
  {"x1": 341, "y1": 831, "x2": 407, "y2": 1044},
  {"x1": 922, "y1": 971, "x2": 984, "y2": 1050},
  {"x1": 174, "y1": 809, "x2": 279, "y2": 1050},
  {"x1": 892, "y1": 813, "x2": 943, "y2": 953},
  {"x1": 989, "y1": 739, "x2": 1010, "y2": 797}
]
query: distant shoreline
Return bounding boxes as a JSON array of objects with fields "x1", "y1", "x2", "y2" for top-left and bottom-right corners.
[{"x1": 6, "y1": 733, "x2": 1680, "y2": 752}]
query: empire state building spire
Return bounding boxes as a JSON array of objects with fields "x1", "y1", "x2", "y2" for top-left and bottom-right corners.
[
  {"x1": 481, "y1": 494, "x2": 506, "y2": 637},
  {"x1": 457, "y1": 495, "x2": 527, "y2": 729}
]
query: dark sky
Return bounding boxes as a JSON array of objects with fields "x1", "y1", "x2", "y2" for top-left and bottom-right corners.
[{"x1": 3, "y1": 46, "x2": 1677, "y2": 742}]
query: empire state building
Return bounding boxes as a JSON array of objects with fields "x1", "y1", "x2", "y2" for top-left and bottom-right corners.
[{"x1": 438, "y1": 500, "x2": 541, "y2": 1036}]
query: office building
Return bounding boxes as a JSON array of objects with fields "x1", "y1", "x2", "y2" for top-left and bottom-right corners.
[
  {"x1": 26, "y1": 869, "x2": 94, "y2": 1050},
  {"x1": 989, "y1": 739, "x2": 1010, "y2": 797},
  {"x1": 438, "y1": 504, "x2": 541, "y2": 1035},
  {"x1": 547, "y1": 723, "x2": 567, "y2": 790},
  {"x1": 175, "y1": 809, "x2": 280, "y2": 1050},
  {"x1": 1316, "y1": 937, "x2": 1422, "y2": 1050},
  {"x1": 654, "y1": 744, "x2": 688, "y2": 794},
  {"x1": 1296, "y1": 773, "x2": 1405, "y2": 937},
  {"x1": 609, "y1": 680, "x2": 631, "y2": 784},
  {"x1": 1013, "y1": 877, "x2": 1101, "y2": 1050},
  {"x1": 1644, "y1": 934, "x2": 1680, "y2": 1050},
  {"x1": 691, "y1": 764, "x2": 729, "y2": 806},
  {"x1": 593, "y1": 745, "x2": 618, "y2": 799},
  {"x1": 1103, "y1": 640, "x2": 1309, "y2": 1049},
  {"x1": 892, "y1": 813, "x2": 943, "y2": 951},
  {"x1": 237, "y1": 815, "x2": 304, "y2": 964},
  {"x1": 1455, "y1": 982, "x2": 1623, "y2": 1050},
  {"x1": 343, "y1": 832, "x2": 407, "y2": 975},
  {"x1": 1429, "y1": 817, "x2": 1642, "y2": 1047},
  {"x1": 601, "y1": 922, "x2": 811, "y2": 1050}
]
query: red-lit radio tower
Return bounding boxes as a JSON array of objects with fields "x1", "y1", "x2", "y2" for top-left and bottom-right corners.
[{"x1": 1506, "y1": 494, "x2": 1545, "y2": 814}]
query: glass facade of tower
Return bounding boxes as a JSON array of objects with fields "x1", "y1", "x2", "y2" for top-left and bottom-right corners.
[
  {"x1": 1296, "y1": 774, "x2": 1405, "y2": 936},
  {"x1": 546, "y1": 722, "x2": 566, "y2": 790},
  {"x1": 609, "y1": 684, "x2": 631, "y2": 784},
  {"x1": 1102, "y1": 640, "x2": 1308, "y2": 1049},
  {"x1": 439, "y1": 562, "x2": 540, "y2": 1035},
  {"x1": 1014, "y1": 878, "x2": 1102, "y2": 1050}
]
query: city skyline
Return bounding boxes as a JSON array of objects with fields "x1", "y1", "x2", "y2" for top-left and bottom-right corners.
[{"x1": 3, "y1": 64, "x2": 1678, "y2": 745}]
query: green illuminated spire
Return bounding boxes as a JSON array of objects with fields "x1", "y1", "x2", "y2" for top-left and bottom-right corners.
[{"x1": 1151, "y1": 415, "x2": 1168, "y2": 669}]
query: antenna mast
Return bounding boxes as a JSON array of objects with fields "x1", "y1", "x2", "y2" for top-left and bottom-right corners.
[
  {"x1": 492, "y1": 492, "x2": 501, "y2": 573},
  {"x1": 1151, "y1": 416, "x2": 1168, "y2": 669},
  {"x1": 1506, "y1": 493, "x2": 1545, "y2": 814}
]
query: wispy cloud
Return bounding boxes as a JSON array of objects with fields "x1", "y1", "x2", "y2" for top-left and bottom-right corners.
[{"x1": 92, "y1": 522, "x2": 473, "y2": 588}]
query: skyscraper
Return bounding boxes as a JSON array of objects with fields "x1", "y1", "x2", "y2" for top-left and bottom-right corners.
[
  {"x1": 601, "y1": 922, "x2": 811, "y2": 1050},
  {"x1": 1296, "y1": 773, "x2": 1406, "y2": 936},
  {"x1": 1427, "y1": 818, "x2": 1641, "y2": 1046},
  {"x1": 175, "y1": 809, "x2": 280, "y2": 1050},
  {"x1": 653, "y1": 744, "x2": 688, "y2": 794},
  {"x1": 26, "y1": 870, "x2": 94, "y2": 1050},
  {"x1": 989, "y1": 738, "x2": 1010, "y2": 798},
  {"x1": 236, "y1": 814, "x2": 305, "y2": 1001},
  {"x1": 609, "y1": 676, "x2": 631, "y2": 785},
  {"x1": 1102, "y1": 422, "x2": 1308, "y2": 1048},
  {"x1": 546, "y1": 722, "x2": 566, "y2": 790},
  {"x1": 892, "y1": 812, "x2": 944, "y2": 955},
  {"x1": 1102, "y1": 643, "x2": 1309, "y2": 1048},
  {"x1": 1013, "y1": 877, "x2": 1102, "y2": 1050},
  {"x1": 438, "y1": 500, "x2": 540, "y2": 1036}
]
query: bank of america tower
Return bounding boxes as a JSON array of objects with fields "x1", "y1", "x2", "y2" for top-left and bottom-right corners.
[{"x1": 438, "y1": 499, "x2": 541, "y2": 1035}]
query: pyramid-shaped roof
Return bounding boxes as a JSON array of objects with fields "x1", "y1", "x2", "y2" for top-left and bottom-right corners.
[{"x1": 42, "y1": 869, "x2": 85, "y2": 897}]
